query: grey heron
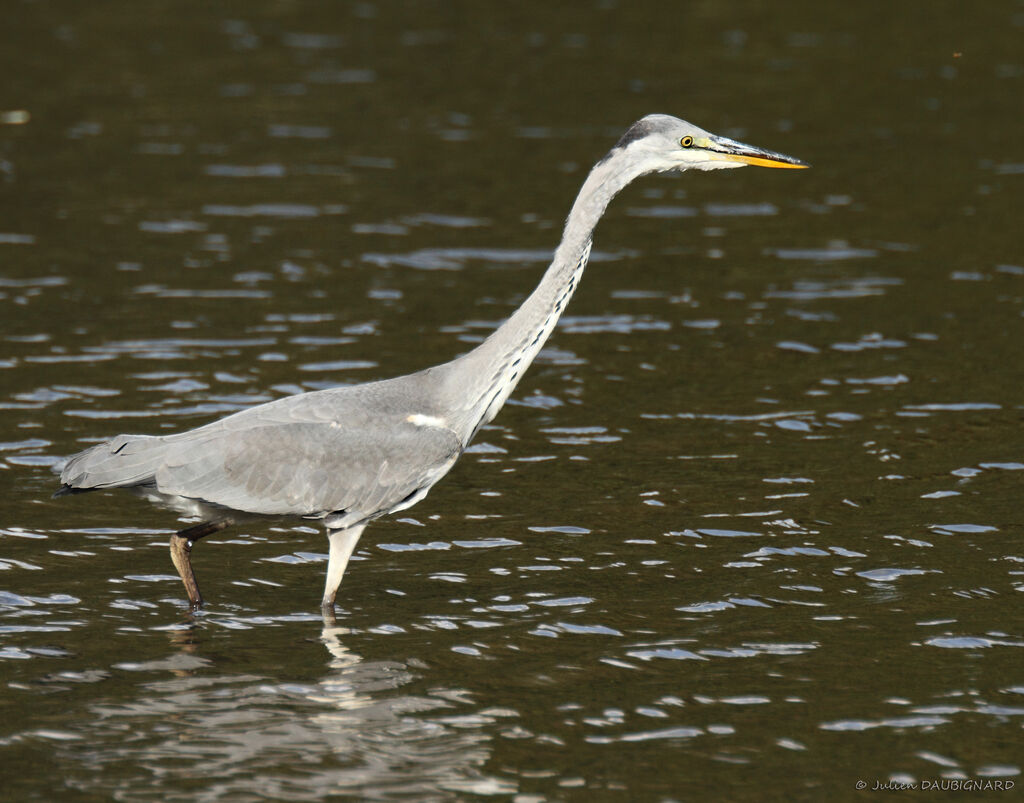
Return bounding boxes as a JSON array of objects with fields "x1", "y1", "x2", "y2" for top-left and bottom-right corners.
[{"x1": 57, "y1": 114, "x2": 808, "y2": 611}]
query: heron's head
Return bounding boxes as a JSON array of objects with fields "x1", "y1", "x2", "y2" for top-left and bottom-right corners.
[{"x1": 614, "y1": 114, "x2": 808, "y2": 174}]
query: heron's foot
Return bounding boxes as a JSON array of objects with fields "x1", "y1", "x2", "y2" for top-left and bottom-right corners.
[
  {"x1": 169, "y1": 520, "x2": 231, "y2": 608},
  {"x1": 320, "y1": 600, "x2": 339, "y2": 626}
]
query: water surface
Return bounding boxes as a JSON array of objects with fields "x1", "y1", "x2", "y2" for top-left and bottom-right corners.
[{"x1": 1, "y1": 1, "x2": 1022, "y2": 799}]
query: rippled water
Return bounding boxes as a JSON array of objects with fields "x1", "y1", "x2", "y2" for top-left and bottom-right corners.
[{"x1": 2, "y1": 2, "x2": 1023, "y2": 800}]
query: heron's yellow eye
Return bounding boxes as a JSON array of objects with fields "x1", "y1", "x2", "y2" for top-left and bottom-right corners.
[{"x1": 680, "y1": 136, "x2": 694, "y2": 148}]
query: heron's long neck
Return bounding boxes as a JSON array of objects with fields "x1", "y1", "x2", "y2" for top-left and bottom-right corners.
[{"x1": 440, "y1": 148, "x2": 644, "y2": 443}]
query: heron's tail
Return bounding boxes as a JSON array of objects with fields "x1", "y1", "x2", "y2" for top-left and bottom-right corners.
[{"x1": 57, "y1": 434, "x2": 169, "y2": 494}]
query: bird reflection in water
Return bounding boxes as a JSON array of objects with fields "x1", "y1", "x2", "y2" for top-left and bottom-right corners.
[{"x1": 122, "y1": 613, "x2": 517, "y2": 797}]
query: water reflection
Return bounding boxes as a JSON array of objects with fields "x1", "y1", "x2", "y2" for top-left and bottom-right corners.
[{"x1": 23, "y1": 615, "x2": 515, "y2": 799}]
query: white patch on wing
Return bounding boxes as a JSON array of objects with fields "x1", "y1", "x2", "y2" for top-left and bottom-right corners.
[{"x1": 406, "y1": 413, "x2": 447, "y2": 428}]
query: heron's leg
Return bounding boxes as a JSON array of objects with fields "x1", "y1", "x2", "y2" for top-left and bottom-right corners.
[
  {"x1": 322, "y1": 525, "x2": 365, "y2": 611},
  {"x1": 169, "y1": 520, "x2": 231, "y2": 609}
]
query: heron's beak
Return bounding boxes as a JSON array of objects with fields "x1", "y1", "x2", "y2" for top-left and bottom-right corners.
[{"x1": 708, "y1": 135, "x2": 809, "y2": 169}]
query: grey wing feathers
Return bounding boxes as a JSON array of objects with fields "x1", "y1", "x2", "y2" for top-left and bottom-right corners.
[
  {"x1": 155, "y1": 420, "x2": 461, "y2": 519},
  {"x1": 59, "y1": 382, "x2": 464, "y2": 524},
  {"x1": 60, "y1": 434, "x2": 169, "y2": 490}
]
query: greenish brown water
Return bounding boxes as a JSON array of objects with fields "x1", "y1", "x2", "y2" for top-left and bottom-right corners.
[{"x1": 2, "y1": 1, "x2": 1022, "y2": 800}]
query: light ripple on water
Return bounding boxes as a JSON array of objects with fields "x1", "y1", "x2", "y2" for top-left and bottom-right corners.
[
  {"x1": 133, "y1": 285, "x2": 272, "y2": 299},
  {"x1": 768, "y1": 245, "x2": 879, "y2": 261},
  {"x1": 550, "y1": 621, "x2": 621, "y2": 636},
  {"x1": 704, "y1": 202, "x2": 778, "y2": 216},
  {"x1": 777, "y1": 340, "x2": 819, "y2": 353},
  {"x1": 204, "y1": 162, "x2": 287, "y2": 177},
  {"x1": 83, "y1": 337, "x2": 277, "y2": 352},
  {"x1": 361, "y1": 246, "x2": 632, "y2": 271},
  {"x1": 686, "y1": 528, "x2": 762, "y2": 538},
  {"x1": 586, "y1": 725, "x2": 704, "y2": 743},
  {"x1": 929, "y1": 523, "x2": 998, "y2": 535},
  {"x1": 527, "y1": 525, "x2": 590, "y2": 536},
  {"x1": 856, "y1": 568, "x2": 935, "y2": 582},
  {"x1": 0, "y1": 275, "x2": 66, "y2": 287},
  {"x1": 401, "y1": 212, "x2": 490, "y2": 228},
  {"x1": 297, "y1": 359, "x2": 377, "y2": 372},
  {"x1": 138, "y1": 220, "x2": 207, "y2": 234},
  {"x1": 925, "y1": 636, "x2": 1024, "y2": 649},
  {"x1": 820, "y1": 715, "x2": 951, "y2": 731},
  {"x1": 764, "y1": 276, "x2": 900, "y2": 300},
  {"x1": 558, "y1": 314, "x2": 669, "y2": 334},
  {"x1": 0, "y1": 233, "x2": 37, "y2": 245},
  {"x1": 677, "y1": 598, "x2": 771, "y2": 613},
  {"x1": 541, "y1": 425, "x2": 620, "y2": 446},
  {"x1": 904, "y1": 402, "x2": 1002, "y2": 412},
  {"x1": 626, "y1": 205, "x2": 697, "y2": 219}
]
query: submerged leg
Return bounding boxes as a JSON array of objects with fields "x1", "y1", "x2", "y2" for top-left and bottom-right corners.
[
  {"x1": 322, "y1": 524, "x2": 365, "y2": 611},
  {"x1": 169, "y1": 520, "x2": 231, "y2": 608}
]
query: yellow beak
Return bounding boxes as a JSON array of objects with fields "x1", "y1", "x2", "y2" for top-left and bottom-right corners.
[
  {"x1": 709, "y1": 134, "x2": 809, "y2": 169},
  {"x1": 722, "y1": 153, "x2": 809, "y2": 169}
]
